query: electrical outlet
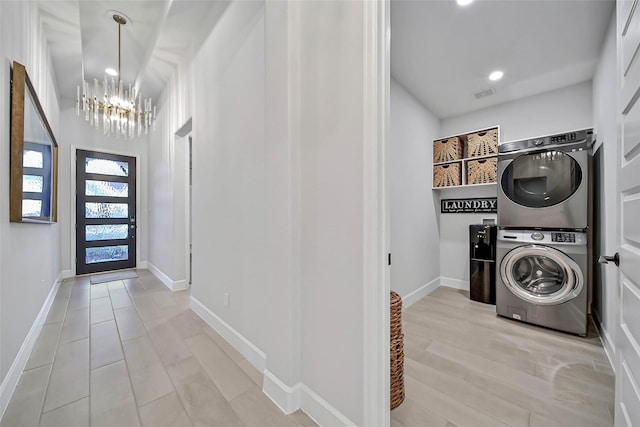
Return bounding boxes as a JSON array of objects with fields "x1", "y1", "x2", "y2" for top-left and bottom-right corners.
[{"x1": 224, "y1": 292, "x2": 230, "y2": 307}]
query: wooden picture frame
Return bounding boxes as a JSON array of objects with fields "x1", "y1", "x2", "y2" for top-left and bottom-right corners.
[{"x1": 10, "y1": 61, "x2": 58, "y2": 223}]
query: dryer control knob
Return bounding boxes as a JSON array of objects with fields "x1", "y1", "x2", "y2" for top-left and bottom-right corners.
[{"x1": 531, "y1": 232, "x2": 544, "y2": 241}]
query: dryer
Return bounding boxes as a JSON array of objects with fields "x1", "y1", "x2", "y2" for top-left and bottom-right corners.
[
  {"x1": 496, "y1": 229, "x2": 588, "y2": 336},
  {"x1": 497, "y1": 129, "x2": 593, "y2": 230}
]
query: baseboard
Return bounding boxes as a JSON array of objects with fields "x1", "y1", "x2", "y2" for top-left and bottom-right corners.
[
  {"x1": 189, "y1": 300, "x2": 362, "y2": 426},
  {"x1": 593, "y1": 313, "x2": 616, "y2": 374},
  {"x1": 61, "y1": 269, "x2": 74, "y2": 279},
  {"x1": 300, "y1": 384, "x2": 357, "y2": 427},
  {"x1": 147, "y1": 262, "x2": 188, "y2": 292},
  {"x1": 261, "y1": 369, "x2": 360, "y2": 426},
  {"x1": 262, "y1": 374, "x2": 358, "y2": 426},
  {"x1": 439, "y1": 276, "x2": 469, "y2": 291},
  {"x1": 190, "y1": 297, "x2": 266, "y2": 372},
  {"x1": 138, "y1": 260, "x2": 149, "y2": 269},
  {"x1": 400, "y1": 277, "x2": 440, "y2": 309},
  {"x1": 1, "y1": 272, "x2": 63, "y2": 420},
  {"x1": 263, "y1": 370, "x2": 301, "y2": 414},
  {"x1": 172, "y1": 279, "x2": 189, "y2": 291}
]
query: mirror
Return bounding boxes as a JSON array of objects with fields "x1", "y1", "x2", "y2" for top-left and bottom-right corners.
[{"x1": 10, "y1": 61, "x2": 58, "y2": 223}]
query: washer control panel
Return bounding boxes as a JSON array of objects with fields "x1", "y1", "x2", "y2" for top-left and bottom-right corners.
[
  {"x1": 552, "y1": 232, "x2": 576, "y2": 243},
  {"x1": 498, "y1": 229, "x2": 586, "y2": 245}
]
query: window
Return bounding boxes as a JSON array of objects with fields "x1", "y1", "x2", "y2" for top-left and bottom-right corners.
[{"x1": 21, "y1": 142, "x2": 54, "y2": 219}]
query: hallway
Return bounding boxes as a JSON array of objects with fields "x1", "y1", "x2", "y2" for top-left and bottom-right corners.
[{"x1": 1, "y1": 270, "x2": 315, "y2": 427}]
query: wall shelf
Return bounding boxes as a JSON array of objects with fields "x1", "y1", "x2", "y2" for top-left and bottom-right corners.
[
  {"x1": 432, "y1": 126, "x2": 499, "y2": 189},
  {"x1": 432, "y1": 182, "x2": 497, "y2": 191},
  {"x1": 433, "y1": 152, "x2": 497, "y2": 167}
]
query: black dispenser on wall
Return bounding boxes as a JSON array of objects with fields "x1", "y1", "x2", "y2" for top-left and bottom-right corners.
[{"x1": 469, "y1": 224, "x2": 497, "y2": 304}]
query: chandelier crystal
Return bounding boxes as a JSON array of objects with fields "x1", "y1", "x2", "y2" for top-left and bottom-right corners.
[{"x1": 76, "y1": 13, "x2": 155, "y2": 139}]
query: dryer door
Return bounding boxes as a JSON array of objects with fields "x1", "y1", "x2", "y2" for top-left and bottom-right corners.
[
  {"x1": 500, "y1": 244, "x2": 584, "y2": 305},
  {"x1": 497, "y1": 149, "x2": 590, "y2": 229},
  {"x1": 500, "y1": 150, "x2": 583, "y2": 208}
]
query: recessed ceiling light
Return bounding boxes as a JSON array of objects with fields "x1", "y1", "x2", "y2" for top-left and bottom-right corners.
[
  {"x1": 105, "y1": 67, "x2": 118, "y2": 76},
  {"x1": 457, "y1": 0, "x2": 474, "y2": 6},
  {"x1": 489, "y1": 70, "x2": 504, "y2": 81}
]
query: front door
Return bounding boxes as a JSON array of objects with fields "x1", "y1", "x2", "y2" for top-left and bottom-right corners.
[
  {"x1": 615, "y1": 1, "x2": 640, "y2": 424},
  {"x1": 76, "y1": 150, "x2": 136, "y2": 275}
]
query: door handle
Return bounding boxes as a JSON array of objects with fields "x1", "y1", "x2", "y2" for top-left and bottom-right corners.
[{"x1": 598, "y1": 253, "x2": 619, "y2": 267}]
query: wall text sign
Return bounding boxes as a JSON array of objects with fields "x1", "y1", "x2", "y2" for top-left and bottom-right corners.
[{"x1": 441, "y1": 198, "x2": 497, "y2": 214}]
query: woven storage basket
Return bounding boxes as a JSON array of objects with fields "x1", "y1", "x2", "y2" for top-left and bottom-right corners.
[
  {"x1": 467, "y1": 157, "x2": 497, "y2": 185},
  {"x1": 390, "y1": 291, "x2": 405, "y2": 410},
  {"x1": 390, "y1": 335, "x2": 405, "y2": 410},
  {"x1": 467, "y1": 129, "x2": 498, "y2": 157},
  {"x1": 433, "y1": 163, "x2": 462, "y2": 187},
  {"x1": 433, "y1": 137, "x2": 463, "y2": 163},
  {"x1": 390, "y1": 291, "x2": 403, "y2": 338}
]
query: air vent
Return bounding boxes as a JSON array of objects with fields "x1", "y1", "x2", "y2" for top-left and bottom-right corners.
[{"x1": 474, "y1": 88, "x2": 495, "y2": 99}]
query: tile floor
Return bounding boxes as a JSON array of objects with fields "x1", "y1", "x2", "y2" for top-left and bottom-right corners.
[
  {"x1": 2, "y1": 274, "x2": 616, "y2": 427},
  {"x1": 391, "y1": 287, "x2": 615, "y2": 427},
  {"x1": 1, "y1": 270, "x2": 316, "y2": 427}
]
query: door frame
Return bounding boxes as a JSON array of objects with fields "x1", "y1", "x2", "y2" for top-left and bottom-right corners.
[
  {"x1": 362, "y1": 0, "x2": 391, "y2": 424},
  {"x1": 70, "y1": 145, "x2": 142, "y2": 276},
  {"x1": 615, "y1": 0, "x2": 640, "y2": 423},
  {"x1": 174, "y1": 118, "x2": 192, "y2": 289},
  {"x1": 185, "y1": 133, "x2": 192, "y2": 286}
]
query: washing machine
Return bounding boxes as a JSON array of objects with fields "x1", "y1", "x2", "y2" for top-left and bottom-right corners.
[
  {"x1": 496, "y1": 229, "x2": 588, "y2": 336},
  {"x1": 497, "y1": 129, "x2": 593, "y2": 230}
]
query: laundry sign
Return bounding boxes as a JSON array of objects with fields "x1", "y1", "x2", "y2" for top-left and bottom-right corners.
[{"x1": 441, "y1": 197, "x2": 497, "y2": 213}]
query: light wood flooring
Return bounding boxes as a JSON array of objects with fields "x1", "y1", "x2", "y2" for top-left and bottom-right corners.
[
  {"x1": 1, "y1": 270, "x2": 316, "y2": 427},
  {"x1": 391, "y1": 286, "x2": 615, "y2": 427}
]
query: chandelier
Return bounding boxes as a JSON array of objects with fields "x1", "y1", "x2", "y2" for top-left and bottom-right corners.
[{"x1": 76, "y1": 13, "x2": 155, "y2": 139}]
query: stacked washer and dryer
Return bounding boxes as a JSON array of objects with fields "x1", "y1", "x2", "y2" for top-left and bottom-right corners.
[{"x1": 495, "y1": 129, "x2": 593, "y2": 336}]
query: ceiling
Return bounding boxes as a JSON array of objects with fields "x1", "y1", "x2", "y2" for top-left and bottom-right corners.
[
  {"x1": 38, "y1": 0, "x2": 230, "y2": 109},
  {"x1": 391, "y1": 0, "x2": 615, "y2": 119},
  {"x1": 39, "y1": 0, "x2": 615, "y2": 117}
]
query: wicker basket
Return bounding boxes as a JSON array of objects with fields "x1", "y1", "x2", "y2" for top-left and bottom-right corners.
[
  {"x1": 467, "y1": 157, "x2": 497, "y2": 185},
  {"x1": 467, "y1": 128, "x2": 498, "y2": 157},
  {"x1": 433, "y1": 137, "x2": 463, "y2": 163},
  {"x1": 390, "y1": 291, "x2": 405, "y2": 410},
  {"x1": 390, "y1": 291, "x2": 402, "y2": 338},
  {"x1": 433, "y1": 163, "x2": 462, "y2": 187}
]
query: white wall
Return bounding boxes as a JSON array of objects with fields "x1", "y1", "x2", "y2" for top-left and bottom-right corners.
[
  {"x1": 298, "y1": 2, "x2": 367, "y2": 423},
  {"x1": 437, "y1": 82, "x2": 593, "y2": 286},
  {"x1": 592, "y1": 12, "x2": 617, "y2": 362},
  {"x1": 190, "y1": 0, "x2": 270, "y2": 357},
  {"x1": 0, "y1": 0, "x2": 61, "y2": 393},
  {"x1": 262, "y1": 0, "x2": 301, "y2": 389},
  {"x1": 146, "y1": 62, "x2": 193, "y2": 287},
  {"x1": 150, "y1": 1, "x2": 386, "y2": 424},
  {"x1": 437, "y1": 187, "x2": 497, "y2": 287},
  {"x1": 390, "y1": 78, "x2": 441, "y2": 300},
  {"x1": 441, "y1": 81, "x2": 594, "y2": 143},
  {"x1": 147, "y1": 0, "x2": 303, "y2": 411}
]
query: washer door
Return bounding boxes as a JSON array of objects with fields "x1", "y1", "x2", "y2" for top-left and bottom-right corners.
[
  {"x1": 500, "y1": 150, "x2": 583, "y2": 208},
  {"x1": 500, "y1": 244, "x2": 583, "y2": 305}
]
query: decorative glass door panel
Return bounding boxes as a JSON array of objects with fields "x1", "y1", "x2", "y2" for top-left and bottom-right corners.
[{"x1": 76, "y1": 150, "x2": 136, "y2": 274}]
